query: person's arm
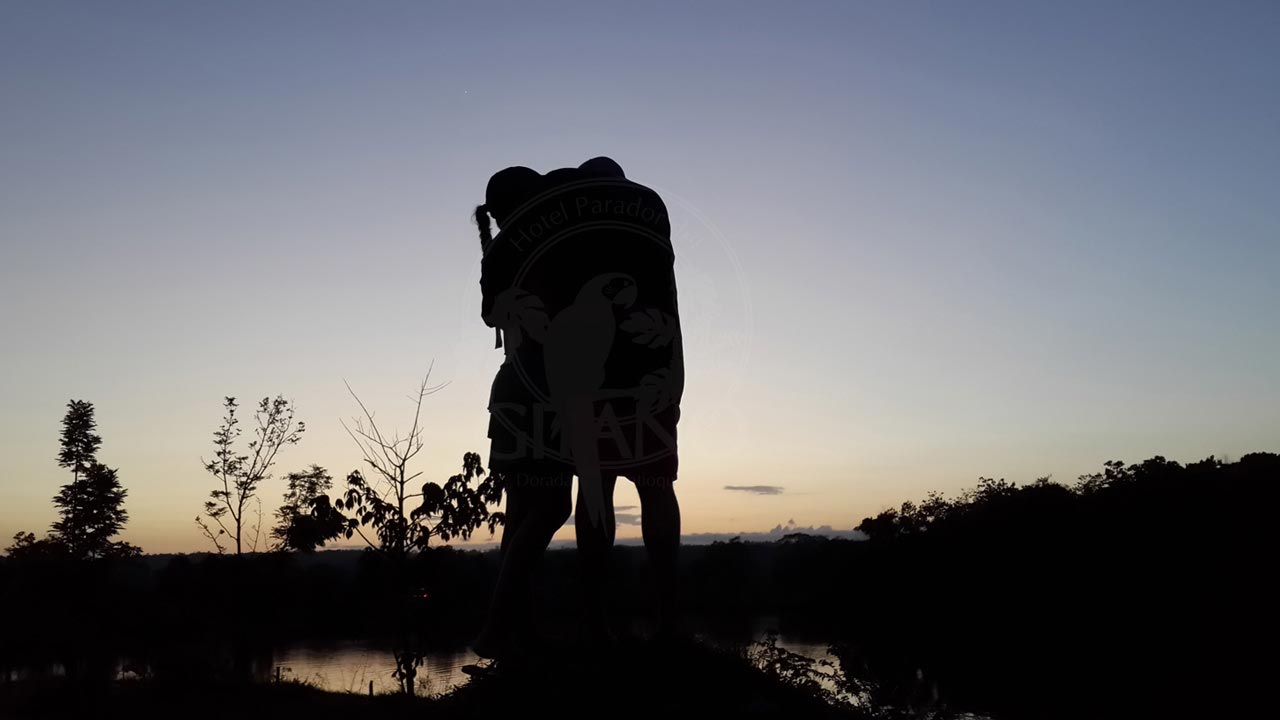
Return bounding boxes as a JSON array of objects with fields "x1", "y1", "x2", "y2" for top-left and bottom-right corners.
[
  {"x1": 476, "y1": 253, "x2": 497, "y2": 347},
  {"x1": 652, "y1": 192, "x2": 685, "y2": 404}
]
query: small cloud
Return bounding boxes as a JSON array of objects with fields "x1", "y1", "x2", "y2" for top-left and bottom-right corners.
[
  {"x1": 547, "y1": 524, "x2": 868, "y2": 548},
  {"x1": 565, "y1": 509, "x2": 642, "y2": 527},
  {"x1": 676, "y1": 525, "x2": 868, "y2": 545},
  {"x1": 724, "y1": 485, "x2": 785, "y2": 496},
  {"x1": 615, "y1": 512, "x2": 642, "y2": 526}
]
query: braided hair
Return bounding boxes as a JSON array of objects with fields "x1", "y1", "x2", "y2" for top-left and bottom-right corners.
[
  {"x1": 474, "y1": 203, "x2": 492, "y2": 253},
  {"x1": 474, "y1": 203, "x2": 501, "y2": 348}
]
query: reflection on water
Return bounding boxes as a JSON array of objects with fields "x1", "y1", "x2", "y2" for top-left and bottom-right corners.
[
  {"x1": 272, "y1": 630, "x2": 828, "y2": 696},
  {"x1": 5, "y1": 624, "x2": 990, "y2": 719},
  {"x1": 3, "y1": 631, "x2": 834, "y2": 697},
  {"x1": 272, "y1": 641, "x2": 478, "y2": 696},
  {"x1": 769, "y1": 637, "x2": 833, "y2": 663},
  {"x1": 4, "y1": 643, "x2": 480, "y2": 697}
]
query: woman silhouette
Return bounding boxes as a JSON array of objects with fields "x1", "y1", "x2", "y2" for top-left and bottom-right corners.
[{"x1": 469, "y1": 165, "x2": 575, "y2": 666}]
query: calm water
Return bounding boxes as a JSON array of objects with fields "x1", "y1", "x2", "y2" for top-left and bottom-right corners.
[
  {"x1": 4, "y1": 604, "x2": 850, "y2": 696},
  {"x1": 6, "y1": 632, "x2": 993, "y2": 718},
  {"x1": 272, "y1": 629, "x2": 834, "y2": 696},
  {"x1": 4, "y1": 633, "x2": 833, "y2": 696},
  {"x1": 4, "y1": 642, "x2": 483, "y2": 696},
  {"x1": 272, "y1": 641, "x2": 479, "y2": 696}
]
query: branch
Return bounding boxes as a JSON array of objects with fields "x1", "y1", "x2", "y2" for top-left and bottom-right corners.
[
  {"x1": 211, "y1": 511, "x2": 234, "y2": 538},
  {"x1": 195, "y1": 516, "x2": 227, "y2": 554},
  {"x1": 352, "y1": 525, "x2": 382, "y2": 554},
  {"x1": 249, "y1": 496, "x2": 263, "y2": 553},
  {"x1": 343, "y1": 380, "x2": 399, "y2": 471}
]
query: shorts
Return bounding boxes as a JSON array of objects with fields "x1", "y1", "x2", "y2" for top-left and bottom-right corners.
[{"x1": 485, "y1": 361, "x2": 680, "y2": 482}]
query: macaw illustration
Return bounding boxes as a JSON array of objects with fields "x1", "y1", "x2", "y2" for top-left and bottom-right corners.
[
  {"x1": 544, "y1": 274, "x2": 637, "y2": 400},
  {"x1": 544, "y1": 273, "x2": 637, "y2": 528},
  {"x1": 485, "y1": 272, "x2": 681, "y2": 528}
]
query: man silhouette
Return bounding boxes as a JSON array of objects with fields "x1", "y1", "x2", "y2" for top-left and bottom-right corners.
[{"x1": 552, "y1": 159, "x2": 683, "y2": 643}]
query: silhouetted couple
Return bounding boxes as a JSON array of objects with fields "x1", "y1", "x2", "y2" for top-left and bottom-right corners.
[{"x1": 468, "y1": 157, "x2": 684, "y2": 672}]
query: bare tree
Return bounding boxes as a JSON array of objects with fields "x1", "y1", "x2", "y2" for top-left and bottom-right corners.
[
  {"x1": 197, "y1": 396, "x2": 305, "y2": 555},
  {"x1": 336, "y1": 371, "x2": 502, "y2": 561},
  {"x1": 332, "y1": 371, "x2": 504, "y2": 696}
]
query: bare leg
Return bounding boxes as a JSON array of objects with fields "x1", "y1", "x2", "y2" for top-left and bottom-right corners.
[
  {"x1": 635, "y1": 478, "x2": 681, "y2": 635},
  {"x1": 576, "y1": 473, "x2": 618, "y2": 640},
  {"x1": 473, "y1": 475, "x2": 572, "y2": 659},
  {"x1": 500, "y1": 481, "x2": 529, "y2": 556}
]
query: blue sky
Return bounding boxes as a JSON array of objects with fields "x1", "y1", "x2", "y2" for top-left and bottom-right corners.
[{"x1": 2, "y1": 1, "x2": 1278, "y2": 552}]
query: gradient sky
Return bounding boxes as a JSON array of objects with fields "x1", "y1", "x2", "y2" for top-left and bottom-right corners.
[{"x1": 2, "y1": 1, "x2": 1278, "y2": 553}]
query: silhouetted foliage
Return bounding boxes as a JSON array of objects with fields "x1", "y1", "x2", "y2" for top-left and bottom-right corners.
[
  {"x1": 7, "y1": 400, "x2": 138, "y2": 560},
  {"x1": 57, "y1": 399, "x2": 100, "y2": 471},
  {"x1": 52, "y1": 461, "x2": 138, "y2": 559},
  {"x1": 270, "y1": 465, "x2": 345, "y2": 553},
  {"x1": 298, "y1": 374, "x2": 508, "y2": 694},
  {"x1": 4, "y1": 531, "x2": 61, "y2": 559},
  {"x1": 747, "y1": 632, "x2": 848, "y2": 706},
  {"x1": 331, "y1": 376, "x2": 505, "y2": 560},
  {"x1": 834, "y1": 452, "x2": 1280, "y2": 719},
  {"x1": 196, "y1": 396, "x2": 305, "y2": 555},
  {"x1": 336, "y1": 454, "x2": 504, "y2": 557}
]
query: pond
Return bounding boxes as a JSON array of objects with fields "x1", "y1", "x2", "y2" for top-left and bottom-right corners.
[
  {"x1": 272, "y1": 628, "x2": 837, "y2": 696},
  {"x1": 4, "y1": 627, "x2": 837, "y2": 697}
]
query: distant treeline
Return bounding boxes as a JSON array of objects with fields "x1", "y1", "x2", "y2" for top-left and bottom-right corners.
[
  {"x1": 3, "y1": 453, "x2": 1276, "y2": 718},
  {"x1": 831, "y1": 452, "x2": 1280, "y2": 719}
]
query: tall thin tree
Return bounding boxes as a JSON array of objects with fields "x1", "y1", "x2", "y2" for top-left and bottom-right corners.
[
  {"x1": 47, "y1": 400, "x2": 138, "y2": 558},
  {"x1": 49, "y1": 400, "x2": 101, "y2": 555},
  {"x1": 197, "y1": 396, "x2": 305, "y2": 555}
]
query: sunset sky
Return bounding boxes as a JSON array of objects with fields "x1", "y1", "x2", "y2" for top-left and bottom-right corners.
[{"x1": 2, "y1": 1, "x2": 1278, "y2": 553}]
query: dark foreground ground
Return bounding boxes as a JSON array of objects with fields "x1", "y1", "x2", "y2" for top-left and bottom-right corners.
[
  {"x1": 7, "y1": 453, "x2": 1277, "y2": 719},
  {"x1": 0, "y1": 636, "x2": 859, "y2": 720}
]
